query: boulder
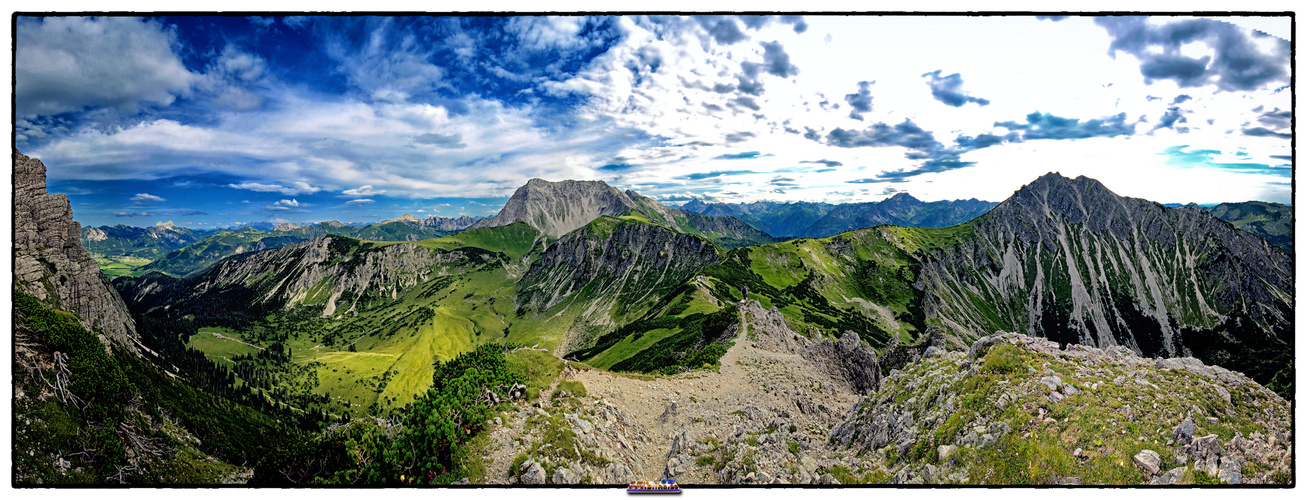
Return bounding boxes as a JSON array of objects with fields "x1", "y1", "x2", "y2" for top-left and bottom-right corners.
[
  {"x1": 1132, "y1": 449, "x2": 1162, "y2": 476},
  {"x1": 596, "y1": 462, "x2": 634, "y2": 484},
  {"x1": 1217, "y1": 456, "x2": 1242, "y2": 484},
  {"x1": 1173, "y1": 418, "x2": 1195, "y2": 445},
  {"x1": 938, "y1": 445, "x2": 957, "y2": 461},
  {"x1": 520, "y1": 460, "x2": 546, "y2": 485},
  {"x1": 552, "y1": 466, "x2": 580, "y2": 485},
  {"x1": 1039, "y1": 376, "x2": 1063, "y2": 391},
  {"x1": 1149, "y1": 466, "x2": 1186, "y2": 485}
]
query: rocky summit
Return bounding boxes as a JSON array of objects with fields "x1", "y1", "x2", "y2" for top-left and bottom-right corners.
[
  {"x1": 472, "y1": 178, "x2": 643, "y2": 238},
  {"x1": 827, "y1": 332, "x2": 1292, "y2": 485},
  {"x1": 917, "y1": 172, "x2": 1293, "y2": 392},
  {"x1": 469, "y1": 178, "x2": 776, "y2": 248},
  {"x1": 13, "y1": 150, "x2": 139, "y2": 353}
]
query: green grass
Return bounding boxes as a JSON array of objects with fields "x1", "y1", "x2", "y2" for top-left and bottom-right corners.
[
  {"x1": 93, "y1": 256, "x2": 152, "y2": 277},
  {"x1": 587, "y1": 327, "x2": 680, "y2": 370},
  {"x1": 860, "y1": 335, "x2": 1293, "y2": 485},
  {"x1": 506, "y1": 349, "x2": 564, "y2": 400},
  {"x1": 400, "y1": 222, "x2": 541, "y2": 260},
  {"x1": 552, "y1": 380, "x2": 587, "y2": 399},
  {"x1": 187, "y1": 329, "x2": 263, "y2": 365}
]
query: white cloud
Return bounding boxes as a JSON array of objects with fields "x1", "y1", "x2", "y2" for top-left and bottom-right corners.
[
  {"x1": 130, "y1": 192, "x2": 165, "y2": 202},
  {"x1": 16, "y1": 17, "x2": 197, "y2": 116},
  {"x1": 229, "y1": 181, "x2": 322, "y2": 196},
  {"x1": 345, "y1": 198, "x2": 375, "y2": 205},
  {"x1": 270, "y1": 199, "x2": 301, "y2": 208},
  {"x1": 20, "y1": 15, "x2": 1290, "y2": 211},
  {"x1": 342, "y1": 185, "x2": 384, "y2": 197},
  {"x1": 321, "y1": 18, "x2": 446, "y2": 102}
]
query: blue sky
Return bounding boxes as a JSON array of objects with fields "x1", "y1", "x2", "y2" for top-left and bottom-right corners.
[{"x1": 14, "y1": 14, "x2": 1293, "y2": 229}]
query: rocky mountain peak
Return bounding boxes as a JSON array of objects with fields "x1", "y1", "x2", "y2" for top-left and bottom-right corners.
[
  {"x1": 884, "y1": 192, "x2": 921, "y2": 203},
  {"x1": 471, "y1": 178, "x2": 639, "y2": 237},
  {"x1": 272, "y1": 222, "x2": 302, "y2": 231},
  {"x1": 988, "y1": 171, "x2": 1130, "y2": 236},
  {"x1": 383, "y1": 213, "x2": 423, "y2": 224},
  {"x1": 12, "y1": 150, "x2": 139, "y2": 353}
]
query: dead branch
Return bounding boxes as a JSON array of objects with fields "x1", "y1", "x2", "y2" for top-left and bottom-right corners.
[{"x1": 52, "y1": 352, "x2": 83, "y2": 407}]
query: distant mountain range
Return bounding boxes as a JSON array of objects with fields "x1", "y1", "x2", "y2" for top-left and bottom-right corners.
[
  {"x1": 114, "y1": 172, "x2": 1294, "y2": 398},
  {"x1": 1206, "y1": 201, "x2": 1293, "y2": 253},
  {"x1": 86, "y1": 214, "x2": 481, "y2": 277},
  {"x1": 675, "y1": 193, "x2": 998, "y2": 238}
]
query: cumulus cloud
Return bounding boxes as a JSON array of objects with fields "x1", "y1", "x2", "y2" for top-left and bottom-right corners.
[
  {"x1": 724, "y1": 132, "x2": 756, "y2": 143},
  {"x1": 342, "y1": 185, "x2": 385, "y2": 197},
  {"x1": 229, "y1": 181, "x2": 322, "y2": 195},
  {"x1": 922, "y1": 70, "x2": 990, "y2": 107},
  {"x1": 1255, "y1": 108, "x2": 1291, "y2": 130},
  {"x1": 265, "y1": 198, "x2": 308, "y2": 211},
  {"x1": 778, "y1": 15, "x2": 808, "y2": 34},
  {"x1": 694, "y1": 16, "x2": 749, "y2": 45},
  {"x1": 1155, "y1": 107, "x2": 1189, "y2": 131},
  {"x1": 199, "y1": 45, "x2": 273, "y2": 111},
  {"x1": 1242, "y1": 127, "x2": 1291, "y2": 139},
  {"x1": 756, "y1": 41, "x2": 799, "y2": 78},
  {"x1": 824, "y1": 119, "x2": 941, "y2": 151},
  {"x1": 131, "y1": 193, "x2": 166, "y2": 202},
  {"x1": 995, "y1": 111, "x2": 1136, "y2": 141},
  {"x1": 16, "y1": 16, "x2": 198, "y2": 116},
  {"x1": 680, "y1": 170, "x2": 756, "y2": 180},
  {"x1": 1095, "y1": 17, "x2": 1289, "y2": 91},
  {"x1": 843, "y1": 81, "x2": 874, "y2": 120}
]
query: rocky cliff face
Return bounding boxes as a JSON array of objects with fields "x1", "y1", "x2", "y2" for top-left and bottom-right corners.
[
  {"x1": 742, "y1": 300, "x2": 882, "y2": 394},
  {"x1": 472, "y1": 179, "x2": 641, "y2": 237},
  {"x1": 423, "y1": 215, "x2": 478, "y2": 231},
  {"x1": 12, "y1": 150, "x2": 139, "y2": 353},
  {"x1": 915, "y1": 174, "x2": 1293, "y2": 388}
]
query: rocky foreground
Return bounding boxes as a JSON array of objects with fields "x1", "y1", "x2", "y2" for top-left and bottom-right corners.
[{"x1": 476, "y1": 300, "x2": 1292, "y2": 485}]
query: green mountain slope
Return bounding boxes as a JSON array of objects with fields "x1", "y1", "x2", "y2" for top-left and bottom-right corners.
[
  {"x1": 135, "y1": 221, "x2": 467, "y2": 278},
  {"x1": 581, "y1": 174, "x2": 1293, "y2": 397},
  {"x1": 81, "y1": 222, "x2": 216, "y2": 260},
  {"x1": 1206, "y1": 201, "x2": 1293, "y2": 253}
]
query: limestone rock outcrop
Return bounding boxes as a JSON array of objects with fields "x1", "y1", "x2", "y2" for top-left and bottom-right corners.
[{"x1": 13, "y1": 150, "x2": 138, "y2": 353}]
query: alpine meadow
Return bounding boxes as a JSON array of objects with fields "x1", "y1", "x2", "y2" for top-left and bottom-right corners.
[{"x1": 9, "y1": 13, "x2": 1296, "y2": 489}]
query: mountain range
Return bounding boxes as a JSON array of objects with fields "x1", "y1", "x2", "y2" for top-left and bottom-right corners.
[
  {"x1": 15, "y1": 148, "x2": 1294, "y2": 486},
  {"x1": 676, "y1": 193, "x2": 998, "y2": 238}
]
